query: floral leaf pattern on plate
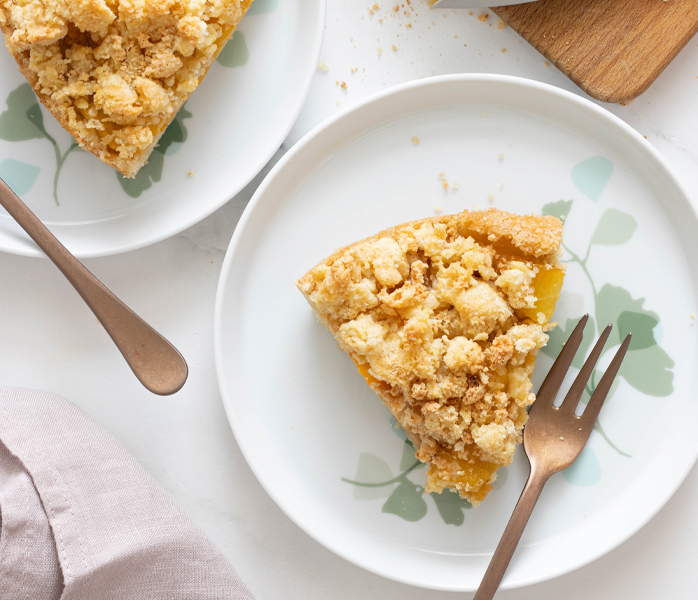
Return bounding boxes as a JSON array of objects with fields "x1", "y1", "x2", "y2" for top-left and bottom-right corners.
[
  {"x1": 351, "y1": 453, "x2": 394, "y2": 500},
  {"x1": 593, "y1": 285, "x2": 674, "y2": 396},
  {"x1": 247, "y1": 0, "x2": 279, "y2": 14},
  {"x1": 563, "y1": 447, "x2": 601, "y2": 486},
  {"x1": 591, "y1": 208, "x2": 638, "y2": 246},
  {"x1": 0, "y1": 83, "x2": 45, "y2": 142},
  {"x1": 431, "y1": 488, "x2": 472, "y2": 526},
  {"x1": 0, "y1": 83, "x2": 81, "y2": 205},
  {"x1": 619, "y1": 344, "x2": 674, "y2": 398},
  {"x1": 542, "y1": 199, "x2": 573, "y2": 220},
  {"x1": 217, "y1": 31, "x2": 249, "y2": 68},
  {"x1": 382, "y1": 480, "x2": 428, "y2": 522},
  {"x1": 0, "y1": 158, "x2": 40, "y2": 195},
  {"x1": 571, "y1": 156, "x2": 614, "y2": 201}
]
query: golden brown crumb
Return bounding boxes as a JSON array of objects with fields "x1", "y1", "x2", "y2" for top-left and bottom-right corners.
[
  {"x1": 478, "y1": 13, "x2": 489, "y2": 22},
  {"x1": 412, "y1": 136, "x2": 420, "y2": 144},
  {"x1": 318, "y1": 60, "x2": 329, "y2": 71},
  {"x1": 498, "y1": 19, "x2": 506, "y2": 29},
  {"x1": 0, "y1": 0, "x2": 252, "y2": 177},
  {"x1": 341, "y1": 81, "x2": 348, "y2": 90},
  {"x1": 187, "y1": 170, "x2": 195, "y2": 177}
]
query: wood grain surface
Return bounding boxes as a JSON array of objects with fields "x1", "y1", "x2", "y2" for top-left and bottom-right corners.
[{"x1": 493, "y1": 0, "x2": 698, "y2": 103}]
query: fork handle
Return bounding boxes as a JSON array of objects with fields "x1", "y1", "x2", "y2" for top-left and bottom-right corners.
[{"x1": 473, "y1": 468, "x2": 550, "y2": 600}]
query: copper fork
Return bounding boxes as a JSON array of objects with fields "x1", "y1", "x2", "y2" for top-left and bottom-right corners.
[{"x1": 473, "y1": 315, "x2": 632, "y2": 599}]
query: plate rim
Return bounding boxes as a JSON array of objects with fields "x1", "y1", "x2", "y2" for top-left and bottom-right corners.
[
  {"x1": 0, "y1": 0, "x2": 327, "y2": 259},
  {"x1": 214, "y1": 73, "x2": 698, "y2": 591}
]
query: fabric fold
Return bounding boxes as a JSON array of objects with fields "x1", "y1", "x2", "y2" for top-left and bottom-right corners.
[{"x1": 0, "y1": 388, "x2": 254, "y2": 600}]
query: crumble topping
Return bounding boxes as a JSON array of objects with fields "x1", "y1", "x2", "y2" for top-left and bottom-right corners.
[
  {"x1": 298, "y1": 208, "x2": 565, "y2": 505},
  {"x1": 0, "y1": 0, "x2": 251, "y2": 176}
]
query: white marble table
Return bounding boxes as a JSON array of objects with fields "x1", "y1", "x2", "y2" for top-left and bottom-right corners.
[{"x1": 2, "y1": 3, "x2": 698, "y2": 598}]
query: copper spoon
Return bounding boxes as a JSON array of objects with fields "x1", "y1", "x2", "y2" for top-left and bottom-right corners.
[{"x1": 0, "y1": 176, "x2": 188, "y2": 396}]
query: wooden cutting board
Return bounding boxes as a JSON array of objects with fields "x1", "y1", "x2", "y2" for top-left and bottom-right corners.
[{"x1": 492, "y1": 0, "x2": 698, "y2": 103}]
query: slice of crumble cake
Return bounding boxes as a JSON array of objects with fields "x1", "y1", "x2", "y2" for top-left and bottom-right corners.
[
  {"x1": 297, "y1": 208, "x2": 565, "y2": 506},
  {"x1": 0, "y1": 0, "x2": 253, "y2": 177}
]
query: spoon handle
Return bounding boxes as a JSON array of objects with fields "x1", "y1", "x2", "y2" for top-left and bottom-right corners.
[{"x1": 0, "y1": 177, "x2": 188, "y2": 396}]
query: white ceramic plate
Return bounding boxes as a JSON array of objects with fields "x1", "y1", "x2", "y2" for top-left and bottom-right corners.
[
  {"x1": 215, "y1": 75, "x2": 698, "y2": 591},
  {"x1": 0, "y1": 0, "x2": 325, "y2": 258}
]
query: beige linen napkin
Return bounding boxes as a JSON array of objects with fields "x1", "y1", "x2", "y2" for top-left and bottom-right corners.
[{"x1": 0, "y1": 388, "x2": 254, "y2": 600}]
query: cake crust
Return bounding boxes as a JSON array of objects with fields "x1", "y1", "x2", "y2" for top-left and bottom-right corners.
[{"x1": 298, "y1": 208, "x2": 565, "y2": 505}]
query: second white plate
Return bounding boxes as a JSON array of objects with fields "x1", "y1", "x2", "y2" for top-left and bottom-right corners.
[
  {"x1": 0, "y1": 0, "x2": 325, "y2": 257},
  {"x1": 215, "y1": 75, "x2": 698, "y2": 591}
]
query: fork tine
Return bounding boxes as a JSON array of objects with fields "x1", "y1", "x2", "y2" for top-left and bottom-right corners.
[
  {"x1": 558, "y1": 323, "x2": 612, "y2": 414},
  {"x1": 581, "y1": 333, "x2": 632, "y2": 427},
  {"x1": 532, "y1": 314, "x2": 589, "y2": 411}
]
